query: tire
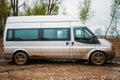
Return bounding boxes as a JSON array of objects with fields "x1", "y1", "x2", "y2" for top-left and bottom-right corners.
[
  {"x1": 90, "y1": 52, "x2": 106, "y2": 66},
  {"x1": 13, "y1": 52, "x2": 28, "y2": 65}
]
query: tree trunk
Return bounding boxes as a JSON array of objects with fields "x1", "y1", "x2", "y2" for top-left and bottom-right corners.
[
  {"x1": 47, "y1": 0, "x2": 51, "y2": 15},
  {"x1": 11, "y1": 0, "x2": 18, "y2": 16},
  {"x1": 16, "y1": 0, "x2": 18, "y2": 16},
  {"x1": 115, "y1": 21, "x2": 118, "y2": 38},
  {"x1": 49, "y1": 0, "x2": 55, "y2": 15},
  {"x1": 105, "y1": 7, "x2": 116, "y2": 38},
  {"x1": 0, "y1": 16, "x2": 4, "y2": 38}
]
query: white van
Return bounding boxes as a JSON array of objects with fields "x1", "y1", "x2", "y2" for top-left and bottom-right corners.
[{"x1": 3, "y1": 15, "x2": 115, "y2": 65}]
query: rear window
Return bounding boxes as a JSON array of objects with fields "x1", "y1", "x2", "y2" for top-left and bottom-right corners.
[{"x1": 7, "y1": 29, "x2": 13, "y2": 41}]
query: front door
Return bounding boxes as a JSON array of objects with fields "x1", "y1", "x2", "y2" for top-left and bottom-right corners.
[{"x1": 71, "y1": 27, "x2": 96, "y2": 59}]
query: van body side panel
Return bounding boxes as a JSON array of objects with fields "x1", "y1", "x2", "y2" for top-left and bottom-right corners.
[
  {"x1": 4, "y1": 41, "x2": 41, "y2": 56},
  {"x1": 39, "y1": 22, "x2": 71, "y2": 59},
  {"x1": 39, "y1": 41, "x2": 70, "y2": 59},
  {"x1": 41, "y1": 22, "x2": 70, "y2": 28},
  {"x1": 3, "y1": 23, "x2": 41, "y2": 59},
  {"x1": 70, "y1": 27, "x2": 96, "y2": 59},
  {"x1": 71, "y1": 42, "x2": 95, "y2": 59}
]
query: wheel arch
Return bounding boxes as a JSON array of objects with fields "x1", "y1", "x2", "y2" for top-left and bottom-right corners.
[
  {"x1": 89, "y1": 50, "x2": 107, "y2": 61},
  {"x1": 12, "y1": 49, "x2": 29, "y2": 60}
]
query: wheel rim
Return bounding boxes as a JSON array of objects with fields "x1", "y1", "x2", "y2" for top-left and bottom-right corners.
[
  {"x1": 14, "y1": 52, "x2": 28, "y2": 65},
  {"x1": 91, "y1": 52, "x2": 105, "y2": 65}
]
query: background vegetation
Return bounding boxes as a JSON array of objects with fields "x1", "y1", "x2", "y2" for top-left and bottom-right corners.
[{"x1": 0, "y1": 0, "x2": 120, "y2": 39}]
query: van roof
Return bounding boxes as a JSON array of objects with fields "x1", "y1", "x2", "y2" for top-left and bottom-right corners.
[{"x1": 7, "y1": 15, "x2": 79, "y2": 23}]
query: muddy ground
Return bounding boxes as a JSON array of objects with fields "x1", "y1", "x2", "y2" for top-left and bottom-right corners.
[
  {"x1": 0, "y1": 39, "x2": 120, "y2": 80},
  {"x1": 0, "y1": 59, "x2": 120, "y2": 80}
]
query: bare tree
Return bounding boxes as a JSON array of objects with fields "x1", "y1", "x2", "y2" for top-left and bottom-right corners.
[
  {"x1": 10, "y1": 0, "x2": 18, "y2": 16},
  {"x1": 105, "y1": 0, "x2": 120, "y2": 38},
  {"x1": 0, "y1": 0, "x2": 10, "y2": 38},
  {"x1": 10, "y1": 0, "x2": 26, "y2": 16},
  {"x1": 46, "y1": 0, "x2": 61, "y2": 15},
  {"x1": 79, "y1": 0, "x2": 93, "y2": 24},
  {"x1": 21, "y1": 0, "x2": 61, "y2": 15}
]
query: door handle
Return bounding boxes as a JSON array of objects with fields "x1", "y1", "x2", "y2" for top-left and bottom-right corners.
[
  {"x1": 72, "y1": 42, "x2": 74, "y2": 45},
  {"x1": 66, "y1": 42, "x2": 69, "y2": 45}
]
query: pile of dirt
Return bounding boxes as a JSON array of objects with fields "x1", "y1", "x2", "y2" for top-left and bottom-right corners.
[{"x1": 107, "y1": 38, "x2": 120, "y2": 56}]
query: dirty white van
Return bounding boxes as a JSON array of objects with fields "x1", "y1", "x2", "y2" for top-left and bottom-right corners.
[{"x1": 3, "y1": 15, "x2": 115, "y2": 65}]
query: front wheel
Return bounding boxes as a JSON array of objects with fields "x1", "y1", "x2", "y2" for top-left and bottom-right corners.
[
  {"x1": 13, "y1": 52, "x2": 28, "y2": 65},
  {"x1": 90, "y1": 52, "x2": 106, "y2": 66}
]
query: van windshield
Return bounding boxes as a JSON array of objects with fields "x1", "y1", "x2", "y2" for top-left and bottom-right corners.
[{"x1": 73, "y1": 27, "x2": 96, "y2": 44}]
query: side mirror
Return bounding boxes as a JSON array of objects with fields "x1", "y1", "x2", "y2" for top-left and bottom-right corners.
[{"x1": 94, "y1": 36, "x2": 100, "y2": 44}]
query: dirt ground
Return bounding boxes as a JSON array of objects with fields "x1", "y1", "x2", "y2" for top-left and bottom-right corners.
[
  {"x1": 0, "y1": 59, "x2": 120, "y2": 80},
  {"x1": 0, "y1": 39, "x2": 120, "y2": 80}
]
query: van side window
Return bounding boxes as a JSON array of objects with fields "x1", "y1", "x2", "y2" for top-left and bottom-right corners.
[
  {"x1": 7, "y1": 29, "x2": 13, "y2": 41},
  {"x1": 73, "y1": 27, "x2": 94, "y2": 44},
  {"x1": 43, "y1": 28, "x2": 70, "y2": 41},
  {"x1": 14, "y1": 29, "x2": 39, "y2": 41},
  {"x1": 7, "y1": 29, "x2": 39, "y2": 41}
]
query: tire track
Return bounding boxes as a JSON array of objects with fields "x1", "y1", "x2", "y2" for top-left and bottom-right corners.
[{"x1": 0, "y1": 65, "x2": 47, "y2": 73}]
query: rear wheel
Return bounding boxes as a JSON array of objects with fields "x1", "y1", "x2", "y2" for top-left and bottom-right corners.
[
  {"x1": 13, "y1": 52, "x2": 28, "y2": 65},
  {"x1": 90, "y1": 52, "x2": 106, "y2": 66}
]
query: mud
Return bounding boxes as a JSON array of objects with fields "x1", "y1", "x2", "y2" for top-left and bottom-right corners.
[{"x1": 0, "y1": 58, "x2": 120, "y2": 80}]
